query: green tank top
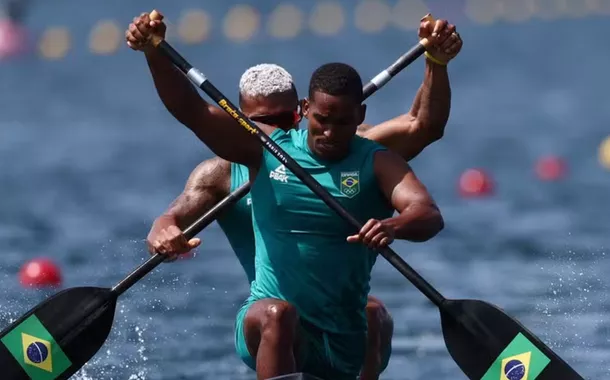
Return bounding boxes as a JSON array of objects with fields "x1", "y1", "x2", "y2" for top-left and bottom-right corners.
[
  {"x1": 249, "y1": 128, "x2": 394, "y2": 334},
  {"x1": 216, "y1": 163, "x2": 255, "y2": 284}
]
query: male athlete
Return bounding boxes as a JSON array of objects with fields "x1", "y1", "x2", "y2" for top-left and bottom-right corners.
[
  {"x1": 126, "y1": 11, "x2": 459, "y2": 380},
  {"x1": 169, "y1": 61, "x2": 443, "y2": 379}
]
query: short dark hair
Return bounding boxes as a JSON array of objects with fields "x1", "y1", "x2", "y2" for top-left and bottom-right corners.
[{"x1": 308, "y1": 62, "x2": 363, "y2": 103}]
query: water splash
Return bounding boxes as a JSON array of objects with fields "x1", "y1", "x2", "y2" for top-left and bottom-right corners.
[
  {"x1": 71, "y1": 303, "x2": 151, "y2": 380},
  {"x1": 535, "y1": 248, "x2": 609, "y2": 375}
]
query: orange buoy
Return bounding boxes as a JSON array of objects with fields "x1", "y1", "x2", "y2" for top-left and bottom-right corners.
[
  {"x1": 535, "y1": 155, "x2": 567, "y2": 181},
  {"x1": 459, "y1": 168, "x2": 493, "y2": 197},
  {"x1": 19, "y1": 258, "x2": 62, "y2": 288}
]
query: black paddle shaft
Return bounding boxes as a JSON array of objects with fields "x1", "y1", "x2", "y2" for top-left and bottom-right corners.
[
  {"x1": 362, "y1": 43, "x2": 427, "y2": 99},
  {"x1": 150, "y1": 38, "x2": 445, "y2": 308}
]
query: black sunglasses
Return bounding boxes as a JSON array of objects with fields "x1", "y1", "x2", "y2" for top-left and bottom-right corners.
[
  {"x1": 249, "y1": 111, "x2": 300, "y2": 128},
  {"x1": 248, "y1": 102, "x2": 303, "y2": 128}
]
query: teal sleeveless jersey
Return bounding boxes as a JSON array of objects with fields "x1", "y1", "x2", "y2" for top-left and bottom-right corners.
[
  {"x1": 216, "y1": 163, "x2": 255, "y2": 284},
  {"x1": 249, "y1": 128, "x2": 394, "y2": 334}
]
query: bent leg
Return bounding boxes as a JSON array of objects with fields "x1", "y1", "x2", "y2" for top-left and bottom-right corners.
[
  {"x1": 360, "y1": 295, "x2": 394, "y2": 380},
  {"x1": 236, "y1": 298, "x2": 301, "y2": 380}
]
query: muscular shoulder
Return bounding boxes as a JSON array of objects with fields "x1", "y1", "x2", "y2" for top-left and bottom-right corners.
[
  {"x1": 352, "y1": 132, "x2": 386, "y2": 152},
  {"x1": 185, "y1": 157, "x2": 231, "y2": 195},
  {"x1": 373, "y1": 149, "x2": 411, "y2": 176}
]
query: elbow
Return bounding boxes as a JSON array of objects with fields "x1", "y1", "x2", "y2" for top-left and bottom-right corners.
[
  {"x1": 403, "y1": 208, "x2": 444, "y2": 243},
  {"x1": 161, "y1": 100, "x2": 195, "y2": 132},
  {"x1": 423, "y1": 123, "x2": 446, "y2": 143},
  {"x1": 169, "y1": 104, "x2": 203, "y2": 134},
  {"x1": 429, "y1": 127, "x2": 445, "y2": 142},
  {"x1": 159, "y1": 92, "x2": 207, "y2": 136},
  {"x1": 421, "y1": 212, "x2": 444, "y2": 242},
  {"x1": 413, "y1": 119, "x2": 446, "y2": 143}
]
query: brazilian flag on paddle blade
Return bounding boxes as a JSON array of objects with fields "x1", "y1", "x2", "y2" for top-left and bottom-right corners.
[
  {"x1": 1, "y1": 315, "x2": 71, "y2": 380},
  {"x1": 481, "y1": 332, "x2": 551, "y2": 380}
]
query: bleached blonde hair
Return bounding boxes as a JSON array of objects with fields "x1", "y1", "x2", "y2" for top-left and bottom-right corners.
[{"x1": 238, "y1": 63, "x2": 295, "y2": 98}]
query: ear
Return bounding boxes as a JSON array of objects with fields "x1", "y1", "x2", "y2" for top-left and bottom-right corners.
[
  {"x1": 357, "y1": 103, "x2": 366, "y2": 125},
  {"x1": 301, "y1": 98, "x2": 310, "y2": 118}
]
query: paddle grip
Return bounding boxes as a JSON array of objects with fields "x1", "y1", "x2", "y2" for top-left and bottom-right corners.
[{"x1": 149, "y1": 9, "x2": 164, "y2": 47}]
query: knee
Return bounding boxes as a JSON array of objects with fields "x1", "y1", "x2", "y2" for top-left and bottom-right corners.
[
  {"x1": 366, "y1": 299, "x2": 393, "y2": 334},
  {"x1": 366, "y1": 300, "x2": 385, "y2": 326},
  {"x1": 260, "y1": 301, "x2": 298, "y2": 343}
]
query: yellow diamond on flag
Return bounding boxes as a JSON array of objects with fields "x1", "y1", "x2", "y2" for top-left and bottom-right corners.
[
  {"x1": 21, "y1": 333, "x2": 53, "y2": 372},
  {"x1": 501, "y1": 351, "x2": 531, "y2": 380},
  {"x1": 341, "y1": 177, "x2": 358, "y2": 188}
]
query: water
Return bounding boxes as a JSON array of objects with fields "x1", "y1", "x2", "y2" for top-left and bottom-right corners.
[{"x1": 1, "y1": 1, "x2": 610, "y2": 379}]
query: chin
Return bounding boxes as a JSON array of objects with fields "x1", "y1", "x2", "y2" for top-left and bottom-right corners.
[{"x1": 315, "y1": 148, "x2": 344, "y2": 161}]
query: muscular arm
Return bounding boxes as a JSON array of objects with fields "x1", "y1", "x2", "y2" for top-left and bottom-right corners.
[
  {"x1": 143, "y1": 49, "x2": 266, "y2": 167},
  {"x1": 374, "y1": 150, "x2": 444, "y2": 242},
  {"x1": 149, "y1": 157, "x2": 232, "y2": 234},
  {"x1": 358, "y1": 61, "x2": 451, "y2": 161}
]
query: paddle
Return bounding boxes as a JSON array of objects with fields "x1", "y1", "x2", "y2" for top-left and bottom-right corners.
[
  {"x1": 0, "y1": 17, "x2": 429, "y2": 380},
  {"x1": 145, "y1": 10, "x2": 585, "y2": 380},
  {"x1": 0, "y1": 182, "x2": 249, "y2": 380}
]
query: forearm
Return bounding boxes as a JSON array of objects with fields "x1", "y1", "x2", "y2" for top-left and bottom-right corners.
[
  {"x1": 157, "y1": 190, "x2": 223, "y2": 232},
  {"x1": 151, "y1": 204, "x2": 207, "y2": 235},
  {"x1": 409, "y1": 61, "x2": 451, "y2": 140},
  {"x1": 150, "y1": 213, "x2": 180, "y2": 235},
  {"x1": 382, "y1": 203, "x2": 444, "y2": 242},
  {"x1": 144, "y1": 48, "x2": 206, "y2": 128},
  {"x1": 144, "y1": 49, "x2": 261, "y2": 165},
  {"x1": 360, "y1": 62, "x2": 451, "y2": 161}
]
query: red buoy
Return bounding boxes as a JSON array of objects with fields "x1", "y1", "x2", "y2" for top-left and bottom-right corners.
[
  {"x1": 535, "y1": 155, "x2": 567, "y2": 181},
  {"x1": 458, "y1": 168, "x2": 493, "y2": 197},
  {"x1": 19, "y1": 258, "x2": 62, "y2": 288}
]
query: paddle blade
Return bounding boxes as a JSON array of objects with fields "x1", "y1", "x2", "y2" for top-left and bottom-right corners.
[
  {"x1": 440, "y1": 299, "x2": 583, "y2": 380},
  {"x1": 0, "y1": 286, "x2": 117, "y2": 380}
]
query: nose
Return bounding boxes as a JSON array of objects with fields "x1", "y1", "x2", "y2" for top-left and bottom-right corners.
[{"x1": 323, "y1": 127, "x2": 334, "y2": 139}]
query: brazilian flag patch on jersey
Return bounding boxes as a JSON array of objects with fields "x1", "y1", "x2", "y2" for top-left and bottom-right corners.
[{"x1": 340, "y1": 171, "x2": 360, "y2": 198}]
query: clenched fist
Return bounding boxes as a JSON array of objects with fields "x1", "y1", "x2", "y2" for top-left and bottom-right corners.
[
  {"x1": 125, "y1": 11, "x2": 166, "y2": 52},
  {"x1": 419, "y1": 15, "x2": 462, "y2": 65}
]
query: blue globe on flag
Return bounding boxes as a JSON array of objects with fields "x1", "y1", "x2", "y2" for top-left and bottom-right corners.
[
  {"x1": 26, "y1": 341, "x2": 49, "y2": 363},
  {"x1": 504, "y1": 359, "x2": 526, "y2": 380}
]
